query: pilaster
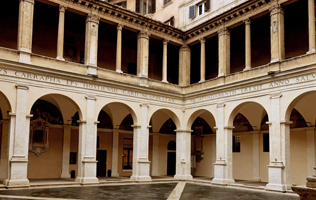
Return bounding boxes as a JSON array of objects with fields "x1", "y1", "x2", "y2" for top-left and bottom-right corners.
[
  {"x1": 137, "y1": 30, "x2": 150, "y2": 78},
  {"x1": 244, "y1": 19, "x2": 251, "y2": 71},
  {"x1": 4, "y1": 85, "x2": 31, "y2": 188},
  {"x1": 211, "y1": 134, "x2": 216, "y2": 178},
  {"x1": 151, "y1": 133, "x2": 160, "y2": 176},
  {"x1": 116, "y1": 24, "x2": 124, "y2": 73},
  {"x1": 60, "y1": 125, "x2": 71, "y2": 178},
  {"x1": 251, "y1": 131, "x2": 261, "y2": 182},
  {"x1": 111, "y1": 129, "x2": 120, "y2": 177},
  {"x1": 212, "y1": 103, "x2": 235, "y2": 185},
  {"x1": 270, "y1": 3, "x2": 284, "y2": 63},
  {"x1": 179, "y1": 45, "x2": 191, "y2": 86},
  {"x1": 18, "y1": 0, "x2": 35, "y2": 63},
  {"x1": 75, "y1": 95, "x2": 99, "y2": 184},
  {"x1": 0, "y1": 120, "x2": 10, "y2": 181},
  {"x1": 85, "y1": 13, "x2": 100, "y2": 75},
  {"x1": 305, "y1": 127, "x2": 315, "y2": 177},
  {"x1": 174, "y1": 130, "x2": 193, "y2": 180},
  {"x1": 57, "y1": 5, "x2": 67, "y2": 61},
  {"x1": 130, "y1": 104, "x2": 151, "y2": 181},
  {"x1": 218, "y1": 27, "x2": 230, "y2": 77},
  {"x1": 162, "y1": 40, "x2": 168, "y2": 83},
  {"x1": 199, "y1": 38, "x2": 206, "y2": 83}
]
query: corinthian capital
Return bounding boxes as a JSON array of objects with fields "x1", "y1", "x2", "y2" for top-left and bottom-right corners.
[
  {"x1": 86, "y1": 13, "x2": 100, "y2": 24},
  {"x1": 269, "y1": 3, "x2": 284, "y2": 16},
  {"x1": 218, "y1": 27, "x2": 230, "y2": 37},
  {"x1": 138, "y1": 30, "x2": 150, "y2": 39}
]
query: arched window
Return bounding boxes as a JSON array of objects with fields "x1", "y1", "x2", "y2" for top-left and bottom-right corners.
[{"x1": 167, "y1": 141, "x2": 176, "y2": 151}]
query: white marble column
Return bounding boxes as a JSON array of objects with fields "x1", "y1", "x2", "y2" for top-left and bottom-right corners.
[
  {"x1": 270, "y1": 3, "x2": 284, "y2": 63},
  {"x1": 211, "y1": 134, "x2": 216, "y2": 178},
  {"x1": 305, "y1": 127, "x2": 315, "y2": 176},
  {"x1": 116, "y1": 24, "x2": 123, "y2": 73},
  {"x1": 85, "y1": 13, "x2": 100, "y2": 75},
  {"x1": 212, "y1": 103, "x2": 235, "y2": 185},
  {"x1": 76, "y1": 95, "x2": 99, "y2": 184},
  {"x1": 0, "y1": 120, "x2": 10, "y2": 181},
  {"x1": 174, "y1": 130, "x2": 193, "y2": 180},
  {"x1": 252, "y1": 131, "x2": 261, "y2": 181},
  {"x1": 244, "y1": 19, "x2": 251, "y2": 71},
  {"x1": 56, "y1": 5, "x2": 66, "y2": 61},
  {"x1": 4, "y1": 85, "x2": 31, "y2": 187},
  {"x1": 18, "y1": 0, "x2": 35, "y2": 63},
  {"x1": 179, "y1": 45, "x2": 191, "y2": 86},
  {"x1": 151, "y1": 133, "x2": 160, "y2": 176},
  {"x1": 199, "y1": 38, "x2": 206, "y2": 83},
  {"x1": 111, "y1": 129, "x2": 120, "y2": 177},
  {"x1": 60, "y1": 125, "x2": 71, "y2": 178},
  {"x1": 137, "y1": 31, "x2": 150, "y2": 78},
  {"x1": 266, "y1": 93, "x2": 291, "y2": 192},
  {"x1": 130, "y1": 104, "x2": 151, "y2": 181},
  {"x1": 218, "y1": 28, "x2": 230, "y2": 77},
  {"x1": 162, "y1": 40, "x2": 168, "y2": 83},
  {"x1": 307, "y1": 0, "x2": 316, "y2": 54}
]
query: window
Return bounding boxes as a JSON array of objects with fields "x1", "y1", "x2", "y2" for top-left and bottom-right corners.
[
  {"x1": 189, "y1": 0, "x2": 210, "y2": 19},
  {"x1": 198, "y1": 2, "x2": 207, "y2": 16},
  {"x1": 122, "y1": 138, "x2": 133, "y2": 169},
  {"x1": 164, "y1": 0, "x2": 172, "y2": 6},
  {"x1": 114, "y1": 1, "x2": 127, "y2": 9},
  {"x1": 263, "y1": 133, "x2": 269, "y2": 152},
  {"x1": 233, "y1": 135, "x2": 241, "y2": 152},
  {"x1": 136, "y1": 0, "x2": 156, "y2": 15},
  {"x1": 164, "y1": 16, "x2": 175, "y2": 26}
]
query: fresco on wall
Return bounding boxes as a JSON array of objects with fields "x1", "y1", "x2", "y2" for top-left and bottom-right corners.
[
  {"x1": 30, "y1": 99, "x2": 63, "y2": 124},
  {"x1": 233, "y1": 113, "x2": 253, "y2": 132},
  {"x1": 159, "y1": 118, "x2": 176, "y2": 135},
  {"x1": 97, "y1": 110, "x2": 113, "y2": 129},
  {"x1": 119, "y1": 114, "x2": 133, "y2": 131}
]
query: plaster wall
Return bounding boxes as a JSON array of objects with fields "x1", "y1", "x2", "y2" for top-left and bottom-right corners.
[
  {"x1": 259, "y1": 133, "x2": 269, "y2": 183},
  {"x1": 194, "y1": 135, "x2": 213, "y2": 177},
  {"x1": 69, "y1": 129, "x2": 78, "y2": 177},
  {"x1": 97, "y1": 131, "x2": 113, "y2": 174},
  {"x1": 158, "y1": 135, "x2": 176, "y2": 175}
]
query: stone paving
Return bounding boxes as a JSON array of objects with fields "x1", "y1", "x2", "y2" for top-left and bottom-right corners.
[{"x1": 0, "y1": 182, "x2": 300, "y2": 200}]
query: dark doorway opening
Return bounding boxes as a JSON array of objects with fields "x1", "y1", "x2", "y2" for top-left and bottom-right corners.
[
  {"x1": 167, "y1": 152, "x2": 176, "y2": 175},
  {"x1": 97, "y1": 150, "x2": 107, "y2": 177}
]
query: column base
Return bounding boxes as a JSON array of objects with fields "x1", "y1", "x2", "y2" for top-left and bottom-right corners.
[
  {"x1": 60, "y1": 173, "x2": 71, "y2": 179},
  {"x1": 270, "y1": 58, "x2": 281, "y2": 63},
  {"x1": 87, "y1": 65, "x2": 98, "y2": 76},
  {"x1": 307, "y1": 49, "x2": 316, "y2": 54},
  {"x1": 162, "y1": 80, "x2": 169, "y2": 83},
  {"x1": 130, "y1": 175, "x2": 152, "y2": 182},
  {"x1": 116, "y1": 69, "x2": 123, "y2": 73},
  {"x1": 266, "y1": 161, "x2": 291, "y2": 192},
  {"x1": 218, "y1": 73, "x2": 226, "y2": 77},
  {"x1": 266, "y1": 183, "x2": 291, "y2": 192},
  {"x1": 139, "y1": 77, "x2": 149, "y2": 87},
  {"x1": 198, "y1": 80, "x2": 205, "y2": 83},
  {"x1": 211, "y1": 178, "x2": 235, "y2": 185},
  {"x1": 243, "y1": 67, "x2": 251, "y2": 71},
  {"x1": 174, "y1": 174, "x2": 193, "y2": 180},
  {"x1": 75, "y1": 177, "x2": 99, "y2": 185},
  {"x1": 111, "y1": 172, "x2": 120, "y2": 177},
  {"x1": 251, "y1": 177, "x2": 261, "y2": 182},
  {"x1": 56, "y1": 57, "x2": 65, "y2": 61},
  {"x1": 151, "y1": 172, "x2": 160, "y2": 176},
  {"x1": 18, "y1": 49, "x2": 31, "y2": 64},
  {"x1": 4, "y1": 179, "x2": 29, "y2": 188}
]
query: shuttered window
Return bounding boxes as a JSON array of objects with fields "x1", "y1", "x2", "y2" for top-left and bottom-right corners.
[
  {"x1": 136, "y1": 0, "x2": 140, "y2": 13},
  {"x1": 136, "y1": 0, "x2": 156, "y2": 14},
  {"x1": 205, "y1": 0, "x2": 210, "y2": 11},
  {"x1": 189, "y1": 5, "x2": 196, "y2": 19}
]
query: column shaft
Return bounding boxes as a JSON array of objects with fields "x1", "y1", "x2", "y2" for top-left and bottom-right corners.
[
  {"x1": 61, "y1": 125, "x2": 71, "y2": 178},
  {"x1": 76, "y1": 95, "x2": 99, "y2": 184},
  {"x1": 174, "y1": 130, "x2": 193, "y2": 180},
  {"x1": 18, "y1": 0, "x2": 35, "y2": 63},
  {"x1": 130, "y1": 104, "x2": 151, "y2": 181},
  {"x1": 218, "y1": 28, "x2": 230, "y2": 77},
  {"x1": 85, "y1": 13, "x2": 100, "y2": 75},
  {"x1": 211, "y1": 134, "x2": 216, "y2": 178},
  {"x1": 199, "y1": 38, "x2": 206, "y2": 82},
  {"x1": 212, "y1": 103, "x2": 235, "y2": 185},
  {"x1": 244, "y1": 19, "x2": 251, "y2": 71},
  {"x1": 137, "y1": 31, "x2": 150, "y2": 78},
  {"x1": 308, "y1": 0, "x2": 316, "y2": 53},
  {"x1": 116, "y1": 24, "x2": 123, "y2": 73},
  {"x1": 4, "y1": 85, "x2": 31, "y2": 187},
  {"x1": 151, "y1": 133, "x2": 160, "y2": 176},
  {"x1": 270, "y1": 3, "x2": 284, "y2": 63},
  {"x1": 111, "y1": 129, "x2": 120, "y2": 177},
  {"x1": 0, "y1": 120, "x2": 10, "y2": 181},
  {"x1": 179, "y1": 45, "x2": 191, "y2": 86},
  {"x1": 162, "y1": 40, "x2": 168, "y2": 83},
  {"x1": 57, "y1": 5, "x2": 66, "y2": 61},
  {"x1": 252, "y1": 131, "x2": 260, "y2": 181}
]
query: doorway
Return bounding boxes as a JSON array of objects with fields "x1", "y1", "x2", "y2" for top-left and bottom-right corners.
[{"x1": 97, "y1": 150, "x2": 107, "y2": 177}]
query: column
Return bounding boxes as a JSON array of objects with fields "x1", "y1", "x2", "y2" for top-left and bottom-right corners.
[
  {"x1": 116, "y1": 24, "x2": 123, "y2": 73},
  {"x1": 4, "y1": 85, "x2": 31, "y2": 187},
  {"x1": 151, "y1": 133, "x2": 160, "y2": 176},
  {"x1": 199, "y1": 38, "x2": 206, "y2": 83},
  {"x1": 76, "y1": 95, "x2": 99, "y2": 184},
  {"x1": 270, "y1": 3, "x2": 284, "y2": 63},
  {"x1": 308, "y1": 0, "x2": 316, "y2": 54},
  {"x1": 85, "y1": 13, "x2": 100, "y2": 75},
  {"x1": 174, "y1": 130, "x2": 193, "y2": 180},
  {"x1": 266, "y1": 93, "x2": 291, "y2": 192},
  {"x1": 111, "y1": 129, "x2": 119, "y2": 177},
  {"x1": 0, "y1": 120, "x2": 10, "y2": 181},
  {"x1": 251, "y1": 131, "x2": 261, "y2": 181},
  {"x1": 211, "y1": 134, "x2": 216, "y2": 178},
  {"x1": 218, "y1": 27, "x2": 230, "y2": 77},
  {"x1": 179, "y1": 45, "x2": 191, "y2": 86},
  {"x1": 212, "y1": 103, "x2": 235, "y2": 185},
  {"x1": 305, "y1": 127, "x2": 315, "y2": 176},
  {"x1": 244, "y1": 19, "x2": 251, "y2": 71},
  {"x1": 18, "y1": 0, "x2": 35, "y2": 63},
  {"x1": 162, "y1": 40, "x2": 168, "y2": 83},
  {"x1": 56, "y1": 5, "x2": 66, "y2": 61},
  {"x1": 130, "y1": 104, "x2": 151, "y2": 181},
  {"x1": 137, "y1": 30, "x2": 150, "y2": 78},
  {"x1": 60, "y1": 125, "x2": 71, "y2": 178}
]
